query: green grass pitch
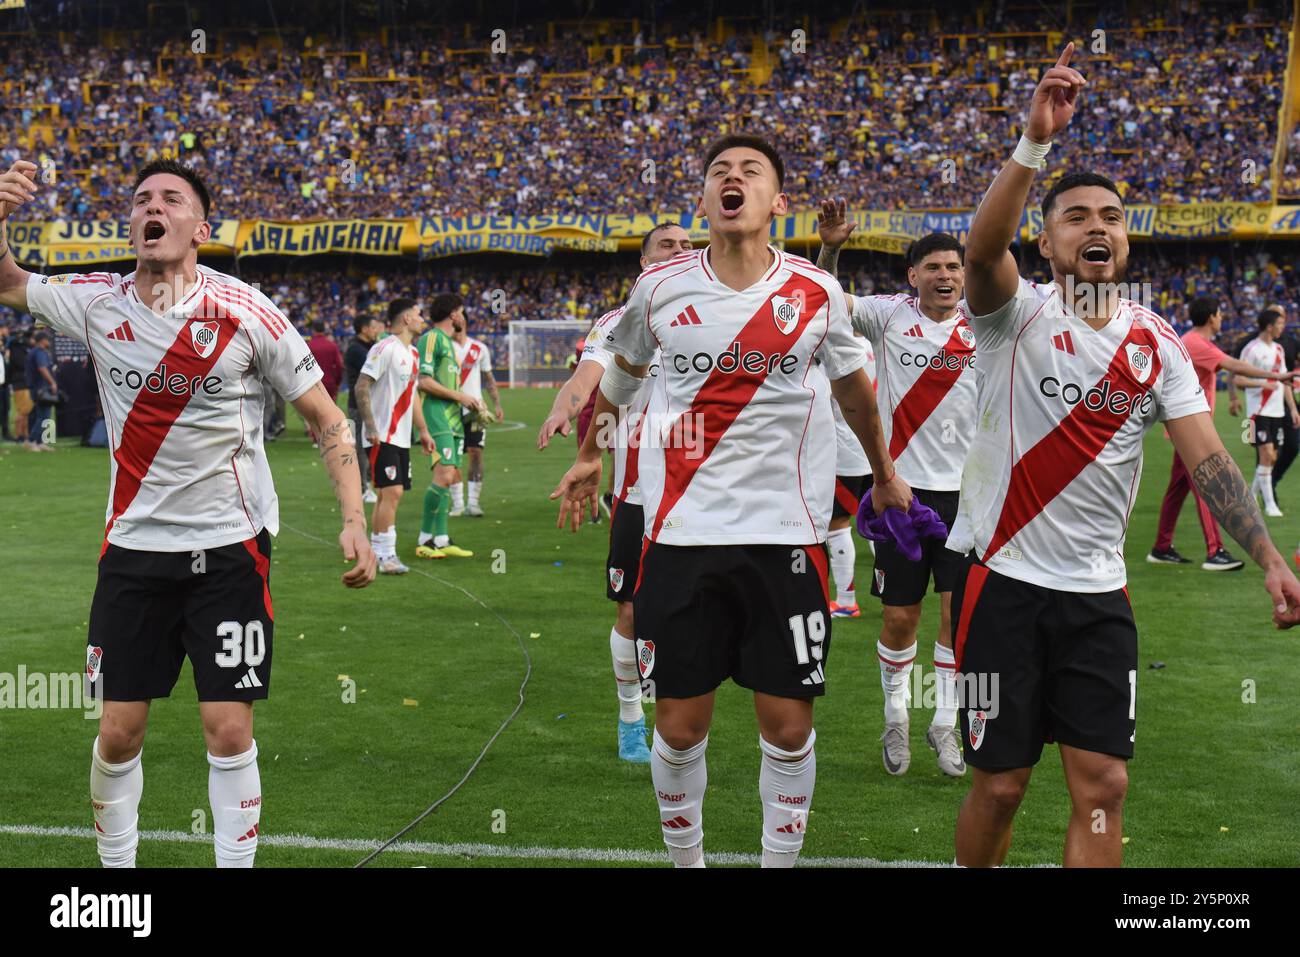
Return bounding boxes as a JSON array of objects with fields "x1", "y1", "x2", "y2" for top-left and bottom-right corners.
[{"x1": 0, "y1": 388, "x2": 1296, "y2": 867}]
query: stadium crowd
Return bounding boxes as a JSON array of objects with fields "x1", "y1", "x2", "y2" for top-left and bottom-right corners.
[{"x1": 0, "y1": 2, "x2": 1288, "y2": 221}]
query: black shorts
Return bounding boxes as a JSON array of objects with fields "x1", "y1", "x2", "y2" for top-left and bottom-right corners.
[
  {"x1": 951, "y1": 557, "x2": 1138, "y2": 771},
  {"x1": 86, "y1": 530, "x2": 275, "y2": 702},
  {"x1": 368, "y1": 442, "x2": 411, "y2": 489},
  {"x1": 606, "y1": 499, "x2": 644, "y2": 601},
  {"x1": 461, "y1": 410, "x2": 485, "y2": 450},
  {"x1": 633, "y1": 542, "x2": 831, "y2": 699},
  {"x1": 870, "y1": 487, "x2": 962, "y2": 605},
  {"x1": 1249, "y1": 415, "x2": 1285, "y2": 448},
  {"x1": 832, "y1": 474, "x2": 870, "y2": 520}
]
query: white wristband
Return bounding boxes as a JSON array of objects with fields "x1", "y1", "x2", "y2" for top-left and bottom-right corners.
[{"x1": 1012, "y1": 134, "x2": 1052, "y2": 170}]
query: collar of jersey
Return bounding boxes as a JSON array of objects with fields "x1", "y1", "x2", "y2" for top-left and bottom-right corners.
[
  {"x1": 699, "y1": 244, "x2": 784, "y2": 287},
  {"x1": 1049, "y1": 279, "x2": 1128, "y2": 335},
  {"x1": 126, "y1": 269, "x2": 209, "y2": 319}
]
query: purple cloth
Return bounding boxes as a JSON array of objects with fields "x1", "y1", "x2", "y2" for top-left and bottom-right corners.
[{"x1": 855, "y1": 489, "x2": 950, "y2": 562}]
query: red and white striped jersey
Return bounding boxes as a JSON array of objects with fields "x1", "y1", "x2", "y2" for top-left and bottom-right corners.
[
  {"x1": 452, "y1": 336, "x2": 493, "y2": 407},
  {"x1": 359, "y1": 335, "x2": 419, "y2": 449},
  {"x1": 1240, "y1": 337, "x2": 1286, "y2": 418},
  {"x1": 582, "y1": 307, "x2": 657, "y2": 507},
  {"x1": 26, "y1": 266, "x2": 323, "y2": 552},
  {"x1": 947, "y1": 278, "x2": 1208, "y2": 592},
  {"x1": 834, "y1": 337, "x2": 875, "y2": 476},
  {"x1": 601, "y1": 246, "x2": 867, "y2": 546},
  {"x1": 850, "y1": 293, "x2": 976, "y2": 492}
]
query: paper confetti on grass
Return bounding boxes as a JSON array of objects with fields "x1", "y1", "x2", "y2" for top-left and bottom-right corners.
[{"x1": 403, "y1": 698, "x2": 419, "y2": 707}]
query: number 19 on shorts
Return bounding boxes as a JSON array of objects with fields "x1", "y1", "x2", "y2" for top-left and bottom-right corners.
[{"x1": 788, "y1": 611, "x2": 826, "y2": 665}]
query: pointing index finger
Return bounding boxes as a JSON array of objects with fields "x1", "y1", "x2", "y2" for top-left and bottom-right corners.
[{"x1": 1055, "y1": 42, "x2": 1074, "y2": 70}]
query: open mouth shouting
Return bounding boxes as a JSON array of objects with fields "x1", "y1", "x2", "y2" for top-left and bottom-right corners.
[
  {"x1": 142, "y1": 220, "x2": 167, "y2": 247},
  {"x1": 1081, "y1": 242, "x2": 1112, "y2": 265},
  {"x1": 719, "y1": 185, "x2": 745, "y2": 218},
  {"x1": 934, "y1": 282, "x2": 957, "y2": 298}
]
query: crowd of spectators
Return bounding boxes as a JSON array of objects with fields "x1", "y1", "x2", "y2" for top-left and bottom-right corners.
[{"x1": 0, "y1": 1, "x2": 1288, "y2": 222}]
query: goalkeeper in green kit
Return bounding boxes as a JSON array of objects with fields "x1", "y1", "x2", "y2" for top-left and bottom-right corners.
[{"x1": 415, "y1": 294, "x2": 482, "y2": 559}]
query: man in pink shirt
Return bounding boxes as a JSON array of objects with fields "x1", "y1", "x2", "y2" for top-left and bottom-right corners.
[{"x1": 1149, "y1": 297, "x2": 1298, "y2": 570}]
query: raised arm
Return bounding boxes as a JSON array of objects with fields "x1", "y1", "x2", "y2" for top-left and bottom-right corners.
[
  {"x1": 965, "y1": 45, "x2": 1086, "y2": 316},
  {"x1": 291, "y1": 382, "x2": 376, "y2": 588},
  {"x1": 815, "y1": 197, "x2": 856, "y2": 275},
  {"x1": 1167, "y1": 412, "x2": 1300, "y2": 627},
  {"x1": 0, "y1": 161, "x2": 40, "y2": 313}
]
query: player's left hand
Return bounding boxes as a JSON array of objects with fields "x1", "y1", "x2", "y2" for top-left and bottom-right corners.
[
  {"x1": 872, "y1": 471, "x2": 913, "y2": 514},
  {"x1": 1229, "y1": 396, "x2": 1242, "y2": 417},
  {"x1": 817, "y1": 198, "x2": 857, "y2": 249},
  {"x1": 339, "y1": 524, "x2": 377, "y2": 588},
  {"x1": 1264, "y1": 562, "x2": 1300, "y2": 629},
  {"x1": 550, "y1": 456, "x2": 602, "y2": 532},
  {"x1": 494, "y1": 404, "x2": 504, "y2": 422},
  {"x1": 1290, "y1": 410, "x2": 1299, "y2": 430},
  {"x1": 419, "y1": 430, "x2": 436, "y2": 455}
]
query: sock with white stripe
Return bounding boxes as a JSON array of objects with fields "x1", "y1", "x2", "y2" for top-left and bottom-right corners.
[
  {"x1": 90, "y1": 736, "x2": 142, "y2": 868},
  {"x1": 759, "y1": 730, "x2": 816, "y2": 867},
  {"x1": 1258, "y1": 466, "x2": 1278, "y2": 510},
  {"x1": 932, "y1": 642, "x2": 958, "y2": 728},
  {"x1": 610, "y1": 627, "x2": 643, "y2": 723},
  {"x1": 450, "y1": 483, "x2": 464, "y2": 511},
  {"x1": 209, "y1": 741, "x2": 261, "y2": 868},
  {"x1": 651, "y1": 729, "x2": 707, "y2": 867},
  {"x1": 827, "y1": 527, "x2": 856, "y2": 605},
  {"x1": 468, "y1": 480, "x2": 483, "y2": 508},
  {"x1": 878, "y1": 640, "x2": 916, "y2": 725}
]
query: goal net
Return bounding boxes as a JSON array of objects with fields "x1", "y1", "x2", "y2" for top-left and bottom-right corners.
[{"x1": 507, "y1": 320, "x2": 590, "y2": 388}]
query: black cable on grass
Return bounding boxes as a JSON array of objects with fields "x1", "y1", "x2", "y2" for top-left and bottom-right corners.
[{"x1": 279, "y1": 523, "x2": 532, "y2": 868}]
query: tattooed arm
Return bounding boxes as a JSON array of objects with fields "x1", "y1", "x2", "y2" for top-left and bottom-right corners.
[
  {"x1": 1167, "y1": 413, "x2": 1300, "y2": 627},
  {"x1": 483, "y1": 366, "x2": 504, "y2": 419},
  {"x1": 291, "y1": 382, "x2": 376, "y2": 588},
  {"x1": 354, "y1": 373, "x2": 378, "y2": 442},
  {"x1": 538, "y1": 357, "x2": 605, "y2": 450},
  {"x1": 815, "y1": 197, "x2": 855, "y2": 275}
]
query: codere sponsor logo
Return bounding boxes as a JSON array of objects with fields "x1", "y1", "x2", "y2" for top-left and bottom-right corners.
[
  {"x1": 109, "y1": 363, "x2": 222, "y2": 397},
  {"x1": 1037, "y1": 376, "x2": 1154, "y2": 417},
  {"x1": 899, "y1": 349, "x2": 975, "y2": 370},
  {"x1": 672, "y1": 341, "x2": 799, "y2": 376}
]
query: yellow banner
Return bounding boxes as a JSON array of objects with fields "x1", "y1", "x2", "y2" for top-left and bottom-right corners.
[{"x1": 11, "y1": 204, "x2": 1300, "y2": 268}]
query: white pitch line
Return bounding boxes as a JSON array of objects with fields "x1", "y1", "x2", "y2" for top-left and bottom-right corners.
[{"x1": 0, "y1": 824, "x2": 965, "y2": 868}]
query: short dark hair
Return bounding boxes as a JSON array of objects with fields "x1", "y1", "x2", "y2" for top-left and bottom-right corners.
[
  {"x1": 1040, "y1": 171, "x2": 1124, "y2": 222},
  {"x1": 1188, "y1": 297, "x2": 1219, "y2": 327},
  {"x1": 429, "y1": 293, "x2": 464, "y2": 324},
  {"x1": 387, "y1": 297, "x2": 419, "y2": 325},
  {"x1": 33, "y1": 329, "x2": 51, "y2": 344},
  {"x1": 353, "y1": 313, "x2": 379, "y2": 335},
  {"x1": 1258, "y1": 306, "x2": 1284, "y2": 330},
  {"x1": 907, "y1": 232, "x2": 964, "y2": 268},
  {"x1": 641, "y1": 222, "x2": 682, "y2": 256},
  {"x1": 132, "y1": 159, "x2": 211, "y2": 219},
  {"x1": 703, "y1": 134, "x2": 785, "y2": 190}
]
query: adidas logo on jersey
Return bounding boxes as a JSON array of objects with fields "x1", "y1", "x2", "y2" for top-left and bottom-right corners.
[
  {"x1": 1051, "y1": 330, "x2": 1076, "y2": 355},
  {"x1": 672, "y1": 341, "x2": 799, "y2": 376},
  {"x1": 1038, "y1": 375, "x2": 1155, "y2": 417},
  {"x1": 234, "y1": 668, "x2": 263, "y2": 690},
  {"x1": 109, "y1": 363, "x2": 223, "y2": 397},
  {"x1": 903, "y1": 324, "x2": 924, "y2": 337},
  {"x1": 106, "y1": 320, "x2": 135, "y2": 342},
  {"x1": 670, "y1": 305, "x2": 703, "y2": 327}
]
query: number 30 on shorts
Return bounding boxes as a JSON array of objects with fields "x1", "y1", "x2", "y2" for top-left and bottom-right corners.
[
  {"x1": 215, "y1": 620, "x2": 267, "y2": 668},
  {"x1": 787, "y1": 611, "x2": 826, "y2": 664}
]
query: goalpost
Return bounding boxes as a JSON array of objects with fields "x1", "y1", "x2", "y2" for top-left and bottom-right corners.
[{"x1": 507, "y1": 320, "x2": 589, "y2": 388}]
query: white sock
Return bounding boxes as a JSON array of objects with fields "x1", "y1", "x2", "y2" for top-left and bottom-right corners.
[
  {"x1": 878, "y1": 640, "x2": 916, "y2": 725},
  {"x1": 384, "y1": 528, "x2": 397, "y2": 560},
  {"x1": 418, "y1": 531, "x2": 432, "y2": 546},
  {"x1": 651, "y1": 729, "x2": 707, "y2": 867},
  {"x1": 90, "y1": 737, "x2": 142, "y2": 868},
  {"x1": 1258, "y1": 466, "x2": 1278, "y2": 509},
  {"x1": 610, "y1": 626, "x2": 643, "y2": 723},
  {"x1": 371, "y1": 530, "x2": 383, "y2": 559},
  {"x1": 450, "y1": 484, "x2": 464, "y2": 510},
  {"x1": 932, "y1": 642, "x2": 958, "y2": 728},
  {"x1": 827, "y1": 526, "x2": 856, "y2": 605},
  {"x1": 468, "y1": 480, "x2": 482, "y2": 508},
  {"x1": 434, "y1": 534, "x2": 450, "y2": 548},
  {"x1": 759, "y1": 730, "x2": 816, "y2": 866},
  {"x1": 208, "y1": 741, "x2": 261, "y2": 868}
]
